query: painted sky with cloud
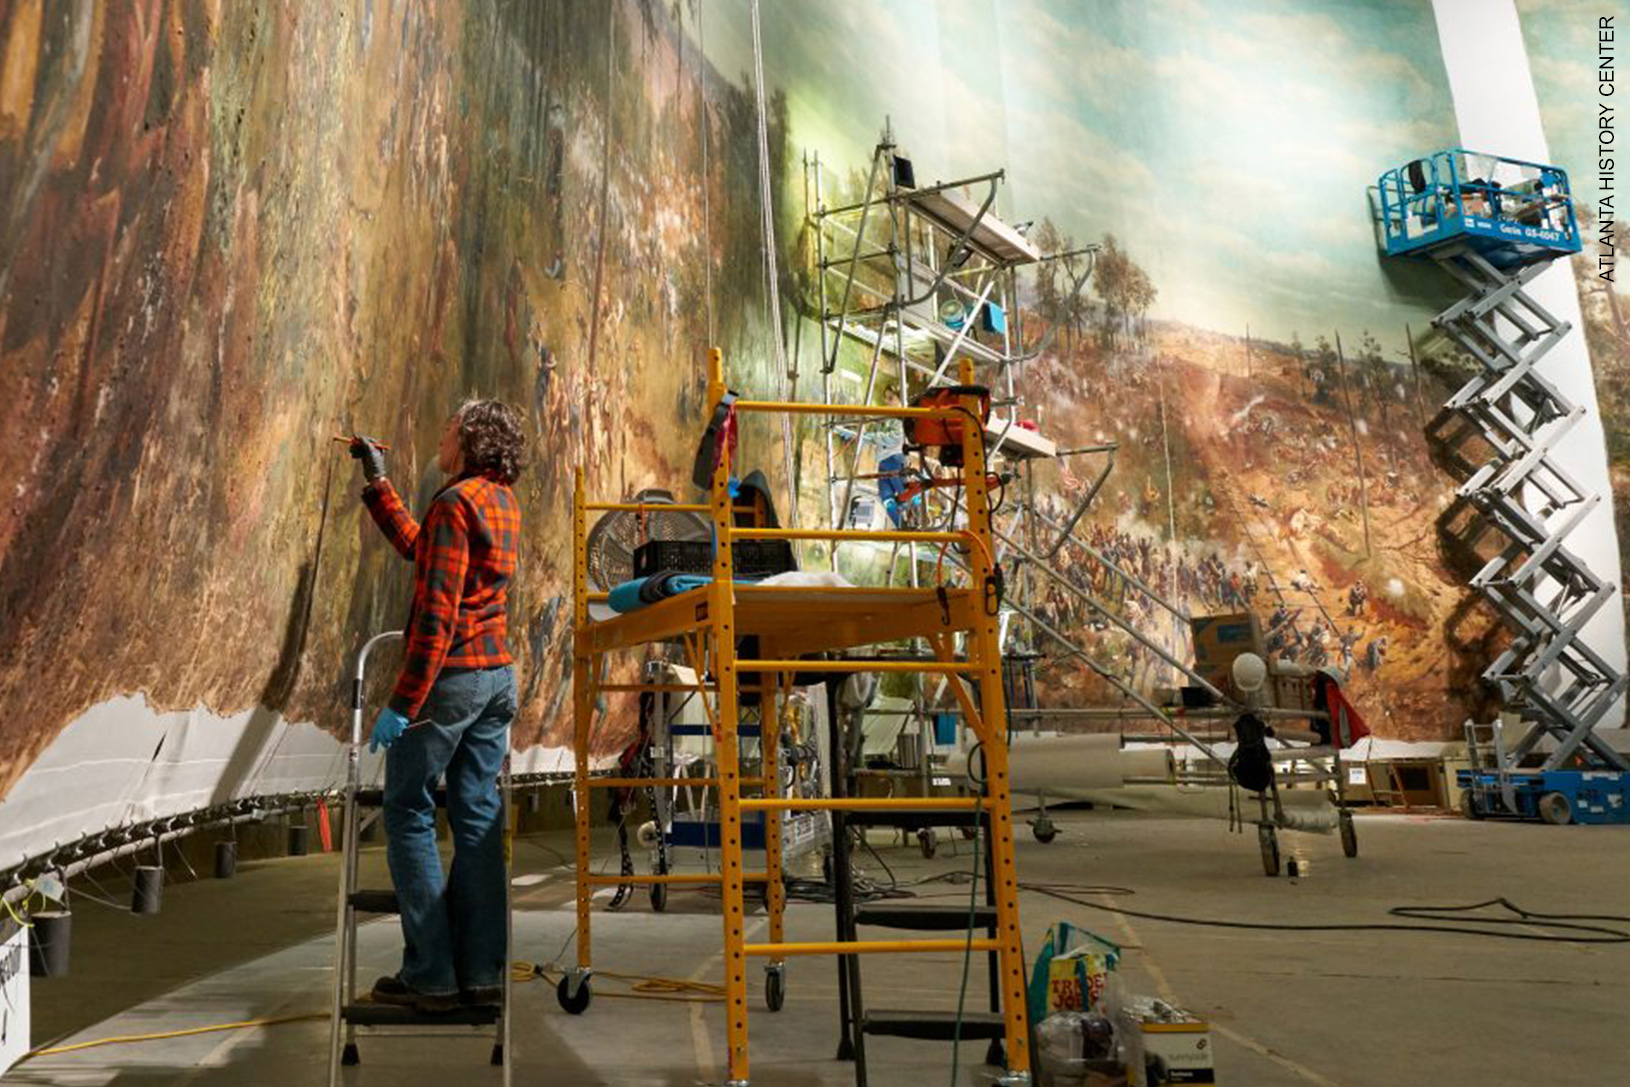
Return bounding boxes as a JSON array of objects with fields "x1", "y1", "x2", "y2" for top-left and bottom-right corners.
[{"x1": 698, "y1": 0, "x2": 1464, "y2": 352}]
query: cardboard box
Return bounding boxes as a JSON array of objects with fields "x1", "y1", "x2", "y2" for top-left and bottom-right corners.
[
  {"x1": 1133, "y1": 1022, "x2": 1216, "y2": 1086},
  {"x1": 1189, "y1": 612, "x2": 1262, "y2": 695},
  {"x1": 1271, "y1": 672, "x2": 1316, "y2": 713}
]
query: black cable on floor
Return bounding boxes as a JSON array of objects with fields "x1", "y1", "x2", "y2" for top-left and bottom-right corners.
[
  {"x1": 781, "y1": 873, "x2": 914, "y2": 904},
  {"x1": 948, "y1": 808, "x2": 983, "y2": 1087},
  {"x1": 856, "y1": 832, "x2": 901, "y2": 891},
  {"x1": 1021, "y1": 883, "x2": 1630, "y2": 944}
]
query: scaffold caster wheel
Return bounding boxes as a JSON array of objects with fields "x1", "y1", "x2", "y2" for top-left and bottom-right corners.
[
  {"x1": 1339, "y1": 811, "x2": 1358, "y2": 858},
  {"x1": 1032, "y1": 815, "x2": 1058, "y2": 844},
  {"x1": 341, "y1": 1042, "x2": 360, "y2": 1066},
  {"x1": 985, "y1": 1038, "x2": 1006, "y2": 1067},
  {"x1": 557, "y1": 973, "x2": 592, "y2": 1015},
  {"x1": 1259, "y1": 825, "x2": 1280, "y2": 878},
  {"x1": 490, "y1": 1043, "x2": 504, "y2": 1066},
  {"x1": 764, "y1": 964, "x2": 786, "y2": 1012},
  {"x1": 650, "y1": 881, "x2": 668, "y2": 912},
  {"x1": 917, "y1": 827, "x2": 938, "y2": 859}
]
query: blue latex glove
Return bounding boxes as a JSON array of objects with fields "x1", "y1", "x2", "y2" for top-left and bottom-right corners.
[{"x1": 369, "y1": 707, "x2": 410, "y2": 752}]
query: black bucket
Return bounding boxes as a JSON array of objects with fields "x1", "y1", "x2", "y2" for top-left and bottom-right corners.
[
  {"x1": 27, "y1": 910, "x2": 72, "y2": 977},
  {"x1": 214, "y1": 840, "x2": 237, "y2": 879},
  {"x1": 131, "y1": 866, "x2": 163, "y2": 915},
  {"x1": 287, "y1": 824, "x2": 310, "y2": 857}
]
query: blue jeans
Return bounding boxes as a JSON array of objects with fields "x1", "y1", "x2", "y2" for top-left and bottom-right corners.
[{"x1": 384, "y1": 665, "x2": 515, "y2": 995}]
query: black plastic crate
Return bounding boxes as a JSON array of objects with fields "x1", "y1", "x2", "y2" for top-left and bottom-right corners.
[
  {"x1": 633, "y1": 539, "x2": 713, "y2": 578},
  {"x1": 631, "y1": 538, "x2": 797, "y2": 580},
  {"x1": 734, "y1": 539, "x2": 797, "y2": 579}
]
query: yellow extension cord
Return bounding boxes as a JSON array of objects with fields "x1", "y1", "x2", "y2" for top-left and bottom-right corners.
[
  {"x1": 21, "y1": 961, "x2": 723, "y2": 1061},
  {"x1": 28, "y1": 1014, "x2": 332, "y2": 1057},
  {"x1": 525, "y1": 962, "x2": 727, "y2": 1004}
]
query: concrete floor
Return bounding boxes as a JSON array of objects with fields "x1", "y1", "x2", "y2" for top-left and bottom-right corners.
[{"x1": 10, "y1": 809, "x2": 1628, "y2": 1086}]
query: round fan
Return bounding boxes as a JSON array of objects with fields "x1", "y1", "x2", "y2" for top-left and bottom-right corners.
[{"x1": 584, "y1": 488, "x2": 712, "y2": 592}]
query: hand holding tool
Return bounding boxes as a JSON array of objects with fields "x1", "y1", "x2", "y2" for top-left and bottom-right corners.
[{"x1": 344, "y1": 435, "x2": 390, "y2": 483}]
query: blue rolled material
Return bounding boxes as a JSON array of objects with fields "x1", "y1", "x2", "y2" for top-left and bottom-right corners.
[
  {"x1": 608, "y1": 572, "x2": 716, "y2": 613},
  {"x1": 608, "y1": 577, "x2": 650, "y2": 613},
  {"x1": 662, "y1": 574, "x2": 712, "y2": 596}
]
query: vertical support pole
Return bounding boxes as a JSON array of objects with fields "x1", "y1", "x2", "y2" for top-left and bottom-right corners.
[
  {"x1": 708, "y1": 347, "x2": 752, "y2": 1085},
  {"x1": 499, "y1": 754, "x2": 513, "y2": 1084},
  {"x1": 326, "y1": 683, "x2": 362, "y2": 1085},
  {"x1": 763, "y1": 667, "x2": 786, "y2": 950},
  {"x1": 897, "y1": 151, "x2": 917, "y2": 594},
  {"x1": 572, "y1": 469, "x2": 594, "y2": 972},
  {"x1": 957, "y1": 358, "x2": 1031, "y2": 1081},
  {"x1": 814, "y1": 153, "x2": 840, "y2": 564},
  {"x1": 827, "y1": 677, "x2": 864, "y2": 1069}
]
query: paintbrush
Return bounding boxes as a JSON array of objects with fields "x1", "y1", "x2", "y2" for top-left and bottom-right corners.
[{"x1": 332, "y1": 435, "x2": 392, "y2": 451}]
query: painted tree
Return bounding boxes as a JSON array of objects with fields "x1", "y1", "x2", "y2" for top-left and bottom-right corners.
[
  {"x1": 1031, "y1": 218, "x2": 1066, "y2": 350},
  {"x1": 1289, "y1": 331, "x2": 1307, "y2": 398},
  {"x1": 1357, "y1": 329, "x2": 1391, "y2": 426},
  {"x1": 1092, "y1": 234, "x2": 1127, "y2": 348},
  {"x1": 1312, "y1": 334, "x2": 1335, "y2": 404},
  {"x1": 1062, "y1": 238, "x2": 1090, "y2": 348},
  {"x1": 1092, "y1": 234, "x2": 1155, "y2": 348},
  {"x1": 1127, "y1": 262, "x2": 1157, "y2": 341}
]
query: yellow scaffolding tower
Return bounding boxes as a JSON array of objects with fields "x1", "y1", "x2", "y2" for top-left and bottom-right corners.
[{"x1": 569, "y1": 348, "x2": 1032, "y2": 1086}]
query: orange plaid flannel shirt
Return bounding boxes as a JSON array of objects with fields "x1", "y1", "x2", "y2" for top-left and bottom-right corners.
[{"x1": 363, "y1": 473, "x2": 519, "y2": 719}]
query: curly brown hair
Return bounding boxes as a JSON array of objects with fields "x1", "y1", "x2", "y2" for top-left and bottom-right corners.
[{"x1": 454, "y1": 398, "x2": 528, "y2": 484}]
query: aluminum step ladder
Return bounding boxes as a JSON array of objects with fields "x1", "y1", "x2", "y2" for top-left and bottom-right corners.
[
  {"x1": 1427, "y1": 248, "x2": 1629, "y2": 773},
  {"x1": 326, "y1": 631, "x2": 514, "y2": 1085}
]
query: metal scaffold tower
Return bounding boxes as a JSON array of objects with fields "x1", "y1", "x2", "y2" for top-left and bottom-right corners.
[
  {"x1": 803, "y1": 126, "x2": 1240, "y2": 732},
  {"x1": 806, "y1": 122, "x2": 1098, "y2": 563},
  {"x1": 801, "y1": 126, "x2": 1361, "y2": 869},
  {"x1": 1378, "y1": 149, "x2": 1630, "y2": 819}
]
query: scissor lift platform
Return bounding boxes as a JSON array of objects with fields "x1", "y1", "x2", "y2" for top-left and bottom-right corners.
[{"x1": 1376, "y1": 149, "x2": 1581, "y2": 269}]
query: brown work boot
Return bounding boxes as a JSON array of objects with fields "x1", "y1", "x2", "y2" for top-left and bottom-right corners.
[
  {"x1": 370, "y1": 975, "x2": 460, "y2": 1014},
  {"x1": 460, "y1": 985, "x2": 504, "y2": 1007}
]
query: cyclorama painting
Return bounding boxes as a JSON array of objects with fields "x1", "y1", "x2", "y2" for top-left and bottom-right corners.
[{"x1": 0, "y1": 0, "x2": 1592, "y2": 814}]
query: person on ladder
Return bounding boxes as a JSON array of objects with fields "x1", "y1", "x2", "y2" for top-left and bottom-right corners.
[{"x1": 348, "y1": 400, "x2": 527, "y2": 1013}]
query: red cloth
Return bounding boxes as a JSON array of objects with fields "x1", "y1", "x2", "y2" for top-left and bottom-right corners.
[
  {"x1": 363, "y1": 474, "x2": 519, "y2": 718},
  {"x1": 1324, "y1": 680, "x2": 1371, "y2": 748}
]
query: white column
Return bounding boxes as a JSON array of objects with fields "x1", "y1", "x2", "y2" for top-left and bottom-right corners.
[{"x1": 1433, "y1": 0, "x2": 1627, "y2": 728}]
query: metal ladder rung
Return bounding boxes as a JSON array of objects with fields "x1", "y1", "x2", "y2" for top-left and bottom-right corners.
[
  {"x1": 342, "y1": 1004, "x2": 501, "y2": 1028},
  {"x1": 746, "y1": 938, "x2": 1000, "y2": 957},
  {"x1": 347, "y1": 889, "x2": 400, "y2": 914},
  {"x1": 862, "y1": 1010, "x2": 1006, "y2": 1040}
]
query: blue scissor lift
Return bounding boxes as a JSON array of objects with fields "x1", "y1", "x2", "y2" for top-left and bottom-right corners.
[{"x1": 1376, "y1": 149, "x2": 1630, "y2": 825}]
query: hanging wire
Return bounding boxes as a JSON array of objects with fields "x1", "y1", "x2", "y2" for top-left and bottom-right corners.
[
  {"x1": 748, "y1": 0, "x2": 801, "y2": 529},
  {"x1": 695, "y1": 0, "x2": 715, "y2": 349}
]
